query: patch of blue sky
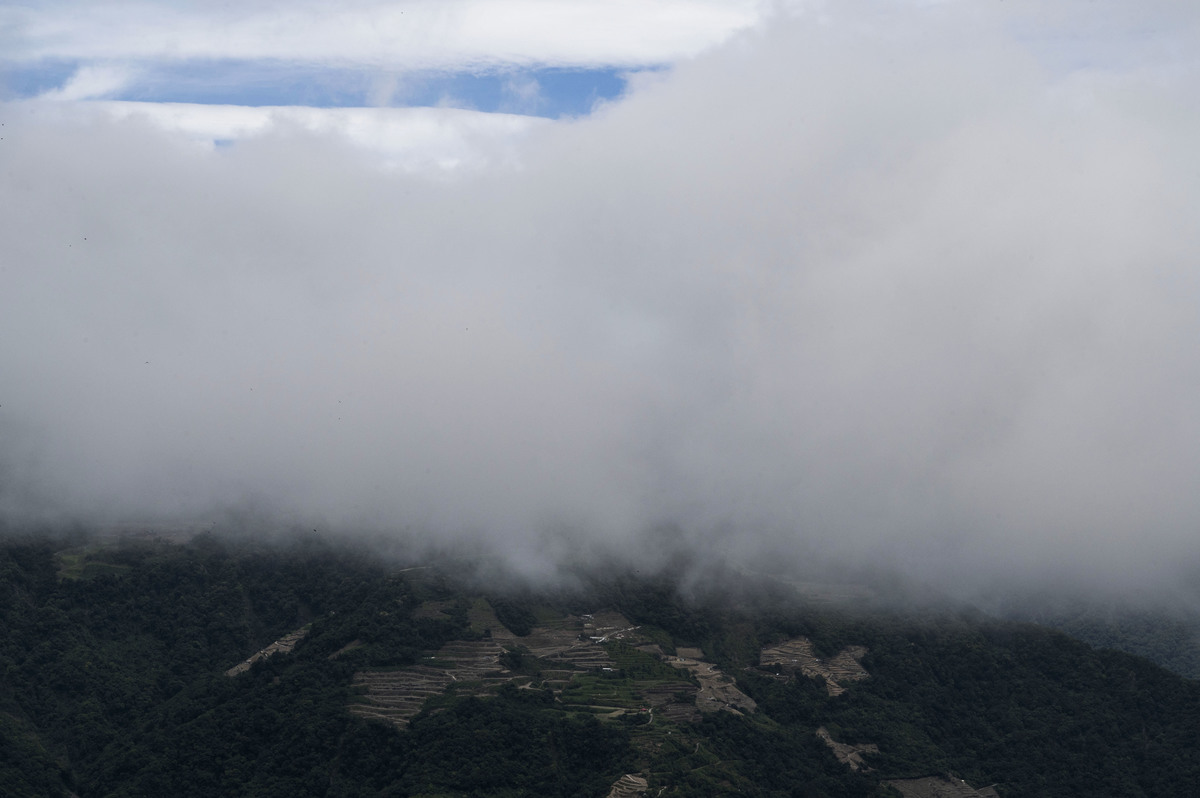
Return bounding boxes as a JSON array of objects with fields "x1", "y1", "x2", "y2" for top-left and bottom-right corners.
[
  {"x1": 1, "y1": 59, "x2": 645, "y2": 118},
  {"x1": 0, "y1": 59, "x2": 79, "y2": 100},
  {"x1": 403, "y1": 66, "x2": 640, "y2": 117}
]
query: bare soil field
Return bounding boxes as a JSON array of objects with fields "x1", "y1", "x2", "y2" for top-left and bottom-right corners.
[
  {"x1": 225, "y1": 625, "x2": 311, "y2": 677},
  {"x1": 669, "y1": 648, "x2": 757, "y2": 715},
  {"x1": 758, "y1": 637, "x2": 869, "y2": 696},
  {"x1": 816, "y1": 726, "x2": 878, "y2": 771},
  {"x1": 606, "y1": 772, "x2": 649, "y2": 797}
]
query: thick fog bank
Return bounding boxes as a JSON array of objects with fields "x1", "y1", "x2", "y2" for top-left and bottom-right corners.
[{"x1": 3, "y1": 2, "x2": 1200, "y2": 597}]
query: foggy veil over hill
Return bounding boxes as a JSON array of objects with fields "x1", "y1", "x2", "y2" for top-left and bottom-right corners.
[{"x1": 4, "y1": 1, "x2": 1200, "y2": 597}]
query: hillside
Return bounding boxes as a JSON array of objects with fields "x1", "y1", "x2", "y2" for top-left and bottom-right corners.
[
  {"x1": 2, "y1": 532, "x2": 1200, "y2": 797},
  {"x1": 984, "y1": 591, "x2": 1200, "y2": 680}
]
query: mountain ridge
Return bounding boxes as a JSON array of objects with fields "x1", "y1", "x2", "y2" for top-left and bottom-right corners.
[{"x1": 2, "y1": 530, "x2": 1199, "y2": 796}]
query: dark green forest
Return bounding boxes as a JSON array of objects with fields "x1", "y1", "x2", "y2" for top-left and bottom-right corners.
[
  {"x1": 992, "y1": 593, "x2": 1200, "y2": 681},
  {"x1": 2, "y1": 531, "x2": 1200, "y2": 797}
]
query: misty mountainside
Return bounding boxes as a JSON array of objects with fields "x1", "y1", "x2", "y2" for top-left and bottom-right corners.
[
  {"x1": 983, "y1": 592, "x2": 1200, "y2": 682},
  {"x1": 3, "y1": 532, "x2": 1200, "y2": 797}
]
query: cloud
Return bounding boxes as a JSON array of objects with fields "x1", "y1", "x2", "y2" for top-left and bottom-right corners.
[
  {"x1": 501, "y1": 75, "x2": 542, "y2": 114},
  {"x1": 4, "y1": 0, "x2": 766, "y2": 68},
  {"x1": 32, "y1": 101, "x2": 549, "y2": 170},
  {"x1": 3, "y1": 2, "x2": 1200, "y2": 594},
  {"x1": 36, "y1": 64, "x2": 134, "y2": 101}
]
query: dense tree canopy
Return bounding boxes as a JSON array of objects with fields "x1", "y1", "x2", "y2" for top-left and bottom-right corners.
[{"x1": 2, "y1": 532, "x2": 1199, "y2": 797}]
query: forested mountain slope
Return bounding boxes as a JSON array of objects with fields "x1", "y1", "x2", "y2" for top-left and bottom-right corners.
[
  {"x1": 2, "y1": 532, "x2": 1199, "y2": 797},
  {"x1": 987, "y1": 591, "x2": 1200, "y2": 680}
]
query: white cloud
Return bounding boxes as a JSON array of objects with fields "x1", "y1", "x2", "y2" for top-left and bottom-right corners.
[
  {"x1": 70, "y1": 101, "x2": 548, "y2": 170},
  {"x1": 35, "y1": 64, "x2": 134, "y2": 101},
  {"x1": 500, "y1": 75, "x2": 542, "y2": 114},
  {"x1": 3, "y1": 2, "x2": 1200, "y2": 594},
  {"x1": 5, "y1": 0, "x2": 767, "y2": 68}
]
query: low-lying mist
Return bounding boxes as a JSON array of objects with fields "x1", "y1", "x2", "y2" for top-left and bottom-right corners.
[{"x1": 3, "y1": 2, "x2": 1200, "y2": 603}]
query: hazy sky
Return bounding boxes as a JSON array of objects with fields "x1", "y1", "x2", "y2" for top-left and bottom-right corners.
[{"x1": 3, "y1": 1, "x2": 1200, "y2": 591}]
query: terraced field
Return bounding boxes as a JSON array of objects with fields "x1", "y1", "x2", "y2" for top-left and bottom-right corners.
[
  {"x1": 348, "y1": 600, "x2": 756, "y2": 730},
  {"x1": 816, "y1": 726, "x2": 878, "y2": 771},
  {"x1": 558, "y1": 673, "x2": 645, "y2": 715},
  {"x1": 246, "y1": 601, "x2": 929, "y2": 794},
  {"x1": 758, "y1": 637, "x2": 869, "y2": 695},
  {"x1": 225, "y1": 625, "x2": 311, "y2": 677},
  {"x1": 466, "y1": 597, "x2": 518, "y2": 643},
  {"x1": 350, "y1": 637, "x2": 514, "y2": 727},
  {"x1": 884, "y1": 775, "x2": 1000, "y2": 797},
  {"x1": 607, "y1": 773, "x2": 649, "y2": 797},
  {"x1": 350, "y1": 666, "x2": 455, "y2": 726},
  {"x1": 640, "y1": 681, "x2": 701, "y2": 723},
  {"x1": 670, "y1": 647, "x2": 757, "y2": 714}
]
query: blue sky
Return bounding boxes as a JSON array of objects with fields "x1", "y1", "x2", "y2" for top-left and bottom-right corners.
[
  {"x1": 4, "y1": 59, "x2": 637, "y2": 118},
  {"x1": 0, "y1": 0, "x2": 764, "y2": 158},
  {"x1": 0, "y1": 0, "x2": 760, "y2": 115}
]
